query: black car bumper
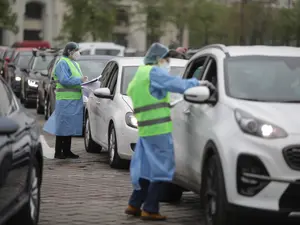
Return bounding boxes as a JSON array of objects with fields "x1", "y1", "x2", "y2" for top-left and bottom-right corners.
[{"x1": 25, "y1": 87, "x2": 38, "y2": 102}]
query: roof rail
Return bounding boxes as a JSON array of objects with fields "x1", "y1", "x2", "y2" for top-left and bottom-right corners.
[{"x1": 198, "y1": 44, "x2": 229, "y2": 56}]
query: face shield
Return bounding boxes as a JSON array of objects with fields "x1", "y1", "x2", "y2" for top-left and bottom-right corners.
[{"x1": 144, "y1": 43, "x2": 169, "y2": 65}]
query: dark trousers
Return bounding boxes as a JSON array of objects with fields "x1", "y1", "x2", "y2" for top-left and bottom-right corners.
[
  {"x1": 128, "y1": 178, "x2": 162, "y2": 213},
  {"x1": 55, "y1": 136, "x2": 72, "y2": 155}
]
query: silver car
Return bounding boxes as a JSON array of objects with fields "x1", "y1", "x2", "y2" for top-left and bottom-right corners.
[{"x1": 84, "y1": 57, "x2": 188, "y2": 168}]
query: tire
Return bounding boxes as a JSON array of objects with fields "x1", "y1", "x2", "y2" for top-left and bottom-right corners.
[
  {"x1": 84, "y1": 114, "x2": 102, "y2": 153},
  {"x1": 160, "y1": 182, "x2": 183, "y2": 203},
  {"x1": 36, "y1": 95, "x2": 43, "y2": 114},
  {"x1": 108, "y1": 124, "x2": 127, "y2": 169},
  {"x1": 202, "y1": 155, "x2": 238, "y2": 225},
  {"x1": 7, "y1": 158, "x2": 41, "y2": 225}
]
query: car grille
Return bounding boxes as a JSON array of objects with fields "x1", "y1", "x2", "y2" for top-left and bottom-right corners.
[{"x1": 283, "y1": 146, "x2": 300, "y2": 171}]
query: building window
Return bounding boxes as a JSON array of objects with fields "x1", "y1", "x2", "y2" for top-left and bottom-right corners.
[
  {"x1": 116, "y1": 8, "x2": 129, "y2": 26},
  {"x1": 25, "y1": 2, "x2": 43, "y2": 19}
]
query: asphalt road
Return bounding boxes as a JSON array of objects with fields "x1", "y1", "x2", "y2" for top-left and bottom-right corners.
[{"x1": 24, "y1": 107, "x2": 299, "y2": 225}]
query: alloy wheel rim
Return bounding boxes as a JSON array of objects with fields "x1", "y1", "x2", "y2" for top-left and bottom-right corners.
[
  {"x1": 30, "y1": 167, "x2": 39, "y2": 221},
  {"x1": 205, "y1": 163, "x2": 217, "y2": 225},
  {"x1": 109, "y1": 129, "x2": 115, "y2": 163},
  {"x1": 85, "y1": 118, "x2": 90, "y2": 147}
]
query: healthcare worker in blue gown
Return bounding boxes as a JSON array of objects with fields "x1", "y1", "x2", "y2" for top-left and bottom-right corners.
[
  {"x1": 43, "y1": 42, "x2": 88, "y2": 159},
  {"x1": 125, "y1": 43, "x2": 214, "y2": 220}
]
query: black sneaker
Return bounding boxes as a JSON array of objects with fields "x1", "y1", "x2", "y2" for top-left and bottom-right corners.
[
  {"x1": 54, "y1": 153, "x2": 66, "y2": 159},
  {"x1": 64, "y1": 151, "x2": 79, "y2": 159}
]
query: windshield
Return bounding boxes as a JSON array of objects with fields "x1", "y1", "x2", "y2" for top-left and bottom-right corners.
[
  {"x1": 225, "y1": 56, "x2": 300, "y2": 102},
  {"x1": 95, "y1": 49, "x2": 120, "y2": 56},
  {"x1": 18, "y1": 54, "x2": 31, "y2": 68},
  {"x1": 33, "y1": 55, "x2": 53, "y2": 70},
  {"x1": 121, "y1": 66, "x2": 185, "y2": 95},
  {"x1": 78, "y1": 60, "x2": 106, "y2": 79}
]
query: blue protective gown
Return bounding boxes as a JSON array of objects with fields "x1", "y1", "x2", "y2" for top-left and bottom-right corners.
[
  {"x1": 43, "y1": 60, "x2": 84, "y2": 136},
  {"x1": 130, "y1": 66, "x2": 199, "y2": 190}
]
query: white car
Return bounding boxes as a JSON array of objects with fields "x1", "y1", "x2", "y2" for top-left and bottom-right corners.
[
  {"x1": 79, "y1": 42, "x2": 125, "y2": 57},
  {"x1": 170, "y1": 44, "x2": 300, "y2": 224},
  {"x1": 84, "y1": 57, "x2": 188, "y2": 168}
]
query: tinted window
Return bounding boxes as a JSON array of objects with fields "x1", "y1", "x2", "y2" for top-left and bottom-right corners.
[
  {"x1": 95, "y1": 49, "x2": 120, "y2": 56},
  {"x1": 0, "y1": 80, "x2": 17, "y2": 116},
  {"x1": 78, "y1": 60, "x2": 106, "y2": 80},
  {"x1": 121, "y1": 66, "x2": 185, "y2": 95},
  {"x1": 225, "y1": 56, "x2": 300, "y2": 102},
  {"x1": 33, "y1": 55, "x2": 53, "y2": 70},
  {"x1": 17, "y1": 54, "x2": 32, "y2": 68}
]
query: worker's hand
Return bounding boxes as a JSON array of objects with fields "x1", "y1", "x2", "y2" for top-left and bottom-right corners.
[
  {"x1": 81, "y1": 76, "x2": 88, "y2": 83},
  {"x1": 199, "y1": 80, "x2": 215, "y2": 90}
]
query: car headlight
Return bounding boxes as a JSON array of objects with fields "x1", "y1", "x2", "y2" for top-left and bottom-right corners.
[
  {"x1": 28, "y1": 79, "x2": 38, "y2": 88},
  {"x1": 83, "y1": 95, "x2": 88, "y2": 103},
  {"x1": 15, "y1": 76, "x2": 21, "y2": 81},
  {"x1": 234, "y1": 109, "x2": 287, "y2": 139},
  {"x1": 125, "y1": 112, "x2": 138, "y2": 128}
]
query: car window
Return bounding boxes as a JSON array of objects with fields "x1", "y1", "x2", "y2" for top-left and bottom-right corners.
[
  {"x1": 100, "y1": 62, "x2": 113, "y2": 87},
  {"x1": 18, "y1": 54, "x2": 32, "y2": 68},
  {"x1": 4, "y1": 50, "x2": 13, "y2": 59},
  {"x1": 13, "y1": 53, "x2": 20, "y2": 64},
  {"x1": 33, "y1": 55, "x2": 53, "y2": 70},
  {"x1": 28, "y1": 56, "x2": 35, "y2": 69},
  {"x1": 80, "y1": 49, "x2": 91, "y2": 55},
  {"x1": 78, "y1": 60, "x2": 106, "y2": 80},
  {"x1": 95, "y1": 49, "x2": 120, "y2": 56},
  {"x1": 0, "y1": 79, "x2": 17, "y2": 116},
  {"x1": 107, "y1": 66, "x2": 119, "y2": 94},
  {"x1": 183, "y1": 56, "x2": 208, "y2": 79}
]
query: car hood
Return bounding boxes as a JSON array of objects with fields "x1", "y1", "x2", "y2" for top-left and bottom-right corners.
[
  {"x1": 229, "y1": 99, "x2": 300, "y2": 134},
  {"x1": 122, "y1": 95, "x2": 133, "y2": 111},
  {"x1": 28, "y1": 70, "x2": 48, "y2": 80}
]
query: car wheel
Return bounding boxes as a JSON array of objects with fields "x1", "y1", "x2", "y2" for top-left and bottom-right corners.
[
  {"x1": 108, "y1": 124, "x2": 127, "y2": 169},
  {"x1": 202, "y1": 155, "x2": 238, "y2": 225},
  {"x1": 36, "y1": 95, "x2": 44, "y2": 114},
  {"x1": 84, "y1": 114, "x2": 102, "y2": 153},
  {"x1": 7, "y1": 158, "x2": 41, "y2": 225},
  {"x1": 160, "y1": 182, "x2": 183, "y2": 203}
]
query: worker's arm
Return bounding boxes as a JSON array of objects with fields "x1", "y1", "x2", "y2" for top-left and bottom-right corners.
[
  {"x1": 55, "y1": 61, "x2": 82, "y2": 86},
  {"x1": 149, "y1": 66, "x2": 199, "y2": 94}
]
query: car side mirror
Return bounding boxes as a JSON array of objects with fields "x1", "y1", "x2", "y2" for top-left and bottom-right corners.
[
  {"x1": 93, "y1": 87, "x2": 112, "y2": 99},
  {"x1": 0, "y1": 117, "x2": 19, "y2": 135},
  {"x1": 183, "y1": 86, "x2": 210, "y2": 104}
]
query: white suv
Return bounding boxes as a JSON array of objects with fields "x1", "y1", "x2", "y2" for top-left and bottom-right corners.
[{"x1": 169, "y1": 45, "x2": 300, "y2": 224}]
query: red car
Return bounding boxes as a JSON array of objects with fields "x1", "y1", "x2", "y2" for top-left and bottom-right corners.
[{"x1": 12, "y1": 41, "x2": 51, "y2": 49}]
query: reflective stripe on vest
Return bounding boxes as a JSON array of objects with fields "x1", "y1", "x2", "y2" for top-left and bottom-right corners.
[
  {"x1": 56, "y1": 88, "x2": 82, "y2": 92},
  {"x1": 134, "y1": 102, "x2": 171, "y2": 114},
  {"x1": 137, "y1": 116, "x2": 171, "y2": 127}
]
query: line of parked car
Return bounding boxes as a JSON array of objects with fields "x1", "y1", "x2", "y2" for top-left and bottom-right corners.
[{"x1": 1, "y1": 43, "x2": 300, "y2": 225}]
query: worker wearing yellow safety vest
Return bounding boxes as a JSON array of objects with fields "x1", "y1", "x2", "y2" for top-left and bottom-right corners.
[
  {"x1": 43, "y1": 42, "x2": 88, "y2": 159},
  {"x1": 125, "y1": 43, "x2": 214, "y2": 220}
]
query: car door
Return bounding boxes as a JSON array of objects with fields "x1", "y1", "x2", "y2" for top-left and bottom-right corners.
[
  {"x1": 0, "y1": 78, "x2": 33, "y2": 215},
  {"x1": 184, "y1": 56, "x2": 220, "y2": 189},
  {"x1": 96, "y1": 63, "x2": 118, "y2": 146},
  {"x1": 89, "y1": 62, "x2": 113, "y2": 143},
  {"x1": 99, "y1": 64, "x2": 119, "y2": 146},
  {"x1": 171, "y1": 55, "x2": 209, "y2": 189}
]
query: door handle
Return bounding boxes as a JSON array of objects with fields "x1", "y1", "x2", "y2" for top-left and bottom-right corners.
[
  {"x1": 96, "y1": 101, "x2": 100, "y2": 104},
  {"x1": 183, "y1": 108, "x2": 190, "y2": 114}
]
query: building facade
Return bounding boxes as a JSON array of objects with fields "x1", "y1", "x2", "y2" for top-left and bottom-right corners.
[{"x1": 1, "y1": 0, "x2": 188, "y2": 52}]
